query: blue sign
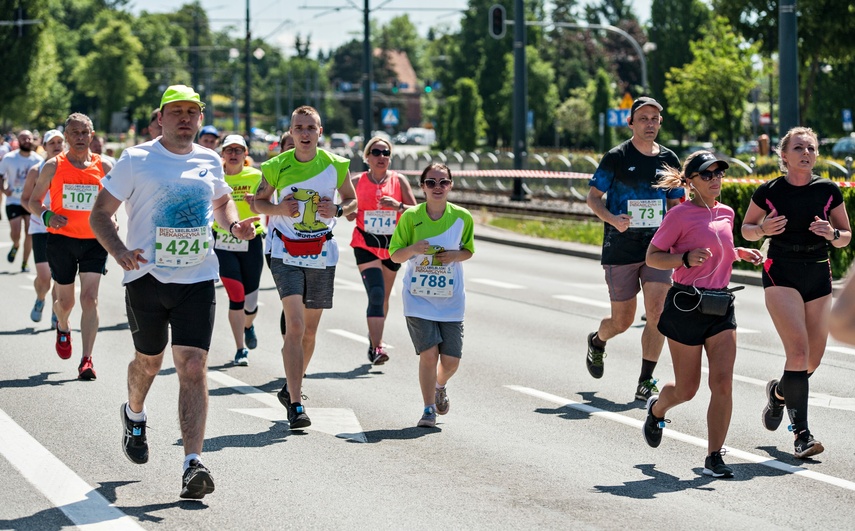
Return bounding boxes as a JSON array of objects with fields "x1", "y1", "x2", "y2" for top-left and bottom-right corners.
[
  {"x1": 607, "y1": 109, "x2": 631, "y2": 127},
  {"x1": 339, "y1": 81, "x2": 353, "y2": 92},
  {"x1": 381, "y1": 108, "x2": 399, "y2": 126},
  {"x1": 843, "y1": 109, "x2": 853, "y2": 132}
]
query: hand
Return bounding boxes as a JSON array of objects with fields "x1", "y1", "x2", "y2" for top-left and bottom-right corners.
[
  {"x1": 231, "y1": 217, "x2": 261, "y2": 240},
  {"x1": 761, "y1": 208, "x2": 786, "y2": 236},
  {"x1": 737, "y1": 247, "x2": 763, "y2": 265},
  {"x1": 280, "y1": 194, "x2": 300, "y2": 217},
  {"x1": 411, "y1": 240, "x2": 430, "y2": 255},
  {"x1": 318, "y1": 196, "x2": 336, "y2": 218},
  {"x1": 377, "y1": 195, "x2": 398, "y2": 209},
  {"x1": 48, "y1": 213, "x2": 69, "y2": 230},
  {"x1": 434, "y1": 250, "x2": 458, "y2": 264},
  {"x1": 610, "y1": 213, "x2": 631, "y2": 233},
  {"x1": 688, "y1": 247, "x2": 713, "y2": 267},
  {"x1": 116, "y1": 248, "x2": 147, "y2": 271},
  {"x1": 809, "y1": 215, "x2": 835, "y2": 240}
]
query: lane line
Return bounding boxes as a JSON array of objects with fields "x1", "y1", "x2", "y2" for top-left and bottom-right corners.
[
  {"x1": 328, "y1": 328, "x2": 395, "y2": 350},
  {"x1": 470, "y1": 278, "x2": 525, "y2": 289},
  {"x1": 0, "y1": 408, "x2": 143, "y2": 530},
  {"x1": 827, "y1": 345, "x2": 855, "y2": 357},
  {"x1": 552, "y1": 294, "x2": 612, "y2": 309},
  {"x1": 507, "y1": 385, "x2": 855, "y2": 492}
]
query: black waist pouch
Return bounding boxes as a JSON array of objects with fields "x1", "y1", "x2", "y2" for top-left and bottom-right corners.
[{"x1": 698, "y1": 286, "x2": 744, "y2": 316}]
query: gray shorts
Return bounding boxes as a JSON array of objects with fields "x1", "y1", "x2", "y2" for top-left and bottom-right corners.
[
  {"x1": 270, "y1": 259, "x2": 336, "y2": 309},
  {"x1": 603, "y1": 262, "x2": 671, "y2": 302},
  {"x1": 405, "y1": 317, "x2": 464, "y2": 358}
]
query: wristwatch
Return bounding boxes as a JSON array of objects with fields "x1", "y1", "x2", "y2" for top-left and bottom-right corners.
[
  {"x1": 335, "y1": 204, "x2": 343, "y2": 218},
  {"x1": 833, "y1": 228, "x2": 841, "y2": 240}
]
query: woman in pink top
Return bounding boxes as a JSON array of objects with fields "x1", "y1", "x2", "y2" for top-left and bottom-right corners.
[
  {"x1": 641, "y1": 151, "x2": 762, "y2": 478},
  {"x1": 347, "y1": 137, "x2": 417, "y2": 364}
]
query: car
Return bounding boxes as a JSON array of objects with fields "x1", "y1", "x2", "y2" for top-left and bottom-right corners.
[
  {"x1": 832, "y1": 135, "x2": 855, "y2": 159},
  {"x1": 735, "y1": 141, "x2": 759, "y2": 155},
  {"x1": 329, "y1": 133, "x2": 351, "y2": 150}
]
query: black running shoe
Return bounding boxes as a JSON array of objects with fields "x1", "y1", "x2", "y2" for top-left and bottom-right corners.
[
  {"x1": 586, "y1": 332, "x2": 606, "y2": 379},
  {"x1": 794, "y1": 430, "x2": 824, "y2": 459},
  {"x1": 288, "y1": 402, "x2": 311, "y2": 429},
  {"x1": 762, "y1": 379, "x2": 785, "y2": 431},
  {"x1": 244, "y1": 325, "x2": 257, "y2": 350},
  {"x1": 120, "y1": 403, "x2": 148, "y2": 464},
  {"x1": 180, "y1": 459, "x2": 215, "y2": 499},
  {"x1": 642, "y1": 396, "x2": 669, "y2": 448},
  {"x1": 277, "y1": 380, "x2": 290, "y2": 408},
  {"x1": 703, "y1": 449, "x2": 734, "y2": 478}
]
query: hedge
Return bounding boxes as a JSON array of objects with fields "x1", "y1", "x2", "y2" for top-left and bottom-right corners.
[{"x1": 721, "y1": 180, "x2": 855, "y2": 279}]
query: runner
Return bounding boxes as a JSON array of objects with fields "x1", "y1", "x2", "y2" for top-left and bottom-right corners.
[
  {"x1": 741, "y1": 126, "x2": 851, "y2": 459},
  {"x1": 389, "y1": 163, "x2": 475, "y2": 428},
  {"x1": 214, "y1": 134, "x2": 265, "y2": 366},
  {"x1": 253, "y1": 105, "x2": 356, "y2": 430},
  {"x1": 0, "y1": 130, "x2": 43, "y2": 272},
  {"x1": 584, "y1": 97, "x2": 683, "y2": 401},
  {"x1": 347, "y1": 136, "x2": 416, "y2": 364},
  {"x1": 198, "y1": 125, "x2": 220, "y2": 151},
  {"x1": 90, "y1": 134, "x2": 117, "y2": 165},
  {"x1": 28, "y1": 115, "x2": 110, "y2": 380},
  {"x1": 20, "y1": 129, "x2": 64, "y2": 326},
  {"x1": 643, "y1": 151, "x2": 763, "y2": 478},
  {"x1": 89, "y1": 85, "x2": 258, "y2": 499},
  {"x1": 147, "y1": 109, "x2": 162, "y2": 140}
]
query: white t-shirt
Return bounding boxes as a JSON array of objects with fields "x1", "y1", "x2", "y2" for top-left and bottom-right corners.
[
  {"x1": 28, "y1": 160, "x2": 50, "y2": 235},
  {"x1": 102, "y1": 139, "x2": 231, "y2": 285},
  {"x1": 0, "y1": 150, "x2": 43, "y2": 205}
]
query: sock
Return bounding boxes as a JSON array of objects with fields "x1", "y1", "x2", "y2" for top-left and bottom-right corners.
[
  {"x1": 773, "y1": 379, "x2": 785, "y2": 400},
  {"x1": 435, "y1": 383, "x2": 445, "y2": 390},
  {"x1": 125, "y1": 403, "x2": 146, "y2": 423},
  {"x1": 781, "y1": 370, "x2": 809, "y2": 432},
  {"x1": 591, "y1": 332, "x2": 606, "y2": 349},
  {"x1": 183, "y1": 453, "x2": 201, "y2": 471},
  {"x1": 807, "y1": 371, "x2": 814, "y2": 378},
  {"x1": 639, "y1": 359, "x2": 657, "y2": 383},
  {"x1": 425, "y1": 404, "x2": 436, "y2": 412}
]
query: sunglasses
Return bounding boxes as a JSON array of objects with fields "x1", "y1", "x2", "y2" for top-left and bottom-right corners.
[
  {"x1": 222, "y1": 147, "x2": 245, "y2": 155},
  {"x1": 423, "y1": 178, "x2": 452, "y2": 189},
  {"x1": 370, "y1": 148, "x2": 391, "y2": 157},
  {"x1": 695, "y1": 168, "x2": 726, "y2": 181}
]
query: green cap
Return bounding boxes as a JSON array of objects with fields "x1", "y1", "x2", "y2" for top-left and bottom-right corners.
[{"x1": 159, "y1": 85, "x2": 205, "y2": 111}]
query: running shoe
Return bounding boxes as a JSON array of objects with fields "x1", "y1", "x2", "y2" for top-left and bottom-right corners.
[
  {"x1": 642, "y1": 396, "x2": 669, "y2": 448},
  {"x1": 180, "y1": 459, "x2": 215, "y2": 499},
  {"x1": 277, "y1": 380, "x2": 290, "y2": 408},
  {"x1": 762, "y1": 379, "x2": 785, "y2": 431},
  {"x1": 288, "y1": 402, "x2": 311, "y2": 429},
  {"x1": 78, "y1": 357, "x2": 96, "y2": 380},
  {"x1": 55, "y1": 328, "x2": 72, "y2": 359},
  {"x1": 234, "y1": 348, "x2": 249, "y2": 366},
  {"x1": 635, "y1": 378, "x2": 659, "y2": 401},
  {"x1": 703, "y1": 449, "x2": 734, "y2": 478},
  {"x1": 586, "y1": 332, "x2": 606, "y2": 379},
  {"x1": 120, "y1": 403, "x2": 149, "y2": 464},
  {"x1": 793, "y1": 430, "x2": 824, "y2": 459},
  {"x1": 7, "y1": 246, "x2": 17, "y2": 263},
  {"x1": 21, "y1": 262, "x2": 29, "y2": 273},
  {"x1": 435, "y1": 386, "x2": 450, "y2": 415},
  {"x1": 368, "y1": 344, "x2": 389, "y2": 365},
  {"x1": 244, "y1": 325, "x2": 257, "y2": 350},
  {"x1": 30, "y1": 298, "x2": 45, "y2": 322},
  {"x1": 417, "y1": 406, "x2": 437, "y2": 428},
  {"x1": 51, "y1": 312, "x2": 58, "y2": 330}
]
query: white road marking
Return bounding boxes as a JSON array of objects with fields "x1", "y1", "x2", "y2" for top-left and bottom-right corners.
[
  {"x1": 470, "y1": 278, "x2": 525, "y2": 289},
  {"x1": 207, "y1": 371, "x2": 367, "y2": 443},
  {"x1": 553, "y1": 294, "x2": 612, "y2": 309},
  {"x1": 827, "y1": 345, "x2": 855, "y2": 357},
  {"x1": 0, "y1": 408, "x2": 143, "y2": 530},
  {"x1": 507, "y1": 385, "x2": 855, "y2": 492},
  {"x1": 328, "y1": 328, "x2": 395, "y2": 350}
]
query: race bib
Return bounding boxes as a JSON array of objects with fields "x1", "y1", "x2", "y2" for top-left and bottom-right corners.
[
  {"x1": 627, "y1": 199, "x2": 664, "y2": 228},
  {"x1": 281, "y1": 241, "x2": 328, "y2": 269},
  {"x1": 155, "y1": 226, "x2": 208, "y2": 267},
  {"x1": 364, "y1": 209, "x2": 397, "y2": 235},
  {"x1": 62, "y1": 184, "x2": 99, "y2": 211},
  {"x1": 409, "y1": 257, "x2": 454, "y2": 298},
  {"x1": 214, "y1": 232, "x2": 249, "y2": 252}
]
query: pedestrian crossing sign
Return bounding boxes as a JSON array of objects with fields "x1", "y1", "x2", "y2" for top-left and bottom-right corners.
[{"x1": 381, "y1": 108, "x2": 399, "y2": 127}]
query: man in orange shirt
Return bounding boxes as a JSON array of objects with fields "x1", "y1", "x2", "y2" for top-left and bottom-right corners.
[{"x1": 29, "y1": 113, "x2": 113, "y2": 380}]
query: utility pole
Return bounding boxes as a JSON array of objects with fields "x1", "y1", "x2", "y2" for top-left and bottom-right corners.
[
  {"x1": 511, "y1": 0, "x2": 528, "y2": 201},
  {"x1": 244, "y1": 0, "x2": 252, "y2": 136},
  {"x1": 778, "y1": 0, "x2": 799, "y2": 136},
  {"x1": 362, "y1": 0, "x2": 373, "y2": 163}
]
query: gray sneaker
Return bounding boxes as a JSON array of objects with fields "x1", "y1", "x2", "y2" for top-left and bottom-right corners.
[
  {"x1": 417, "y1": 406, "x2": 437, "y2": 428},
  {"x1": 435, "y1": 386, "x2": 450, "y2": 415},
  {"x1": 31, "y1": 298, "x2": 45, "y2": 322}
]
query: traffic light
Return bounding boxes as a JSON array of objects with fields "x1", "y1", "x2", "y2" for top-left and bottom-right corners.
[
  {"x1": 424, "y1": 80, "x2": 432, "y2": 93},
  {"x1": 391, "y1": 80, "x2": 399, "y2": 94},
  {"x1": 489, "y1": 4, "x2": 506, "y2": 39}
]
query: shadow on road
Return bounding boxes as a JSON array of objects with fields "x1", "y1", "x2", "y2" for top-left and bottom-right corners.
[
  {"x1": 176, "y1": 423, "x2": 298, "y2": 453},
  {"x1": 359, "y1": 425, "x2": 442, "y2": 443},
  {"x1": 0, "y1": 371, "x2": 76, "y2": 388}
]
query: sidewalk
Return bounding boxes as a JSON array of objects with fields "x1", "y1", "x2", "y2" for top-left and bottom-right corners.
[{"x1": 475, "y1": 221, "x2": 847, "y2": 295}]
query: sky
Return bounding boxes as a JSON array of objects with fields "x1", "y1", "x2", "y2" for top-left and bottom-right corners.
[{"x1": 129, "y1": 0, "x2": 653, "y2": 57}]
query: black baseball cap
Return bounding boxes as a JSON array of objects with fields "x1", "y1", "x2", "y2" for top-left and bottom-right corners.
[
  {"x1": 630, "y1": 97, "x2": 663, "y2": 118},
  {"x1": 685, "y1": 151, "x2": 729, "y2": 176}
]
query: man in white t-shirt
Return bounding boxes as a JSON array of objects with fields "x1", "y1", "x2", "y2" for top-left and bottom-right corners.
[
  {"x1": 90, "y1": 85, "x2": 258, "y2": 501},
  {"x1": 0, "y1": 130, "x2": 43, "y2": 271}
]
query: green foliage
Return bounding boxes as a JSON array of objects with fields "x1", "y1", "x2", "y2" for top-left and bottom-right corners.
[
  {"x1": 555, "y1": 88, "x2": 593, "y2": 148},
  {"x1": 496, "y1": 45, "x2": 560, "y2": 146},
  {"x1": 489, "y1": 216, "x2": 604, "y2": 245},
  {"x1": 446, "y1": 78, "x2": 486, "y2": 152},
  {"x1": 0, "y1": 0, "x2": 49, "y2": 119},
  {"x1": 592, "y1": 68, "x2": 613, "y2": 150}
]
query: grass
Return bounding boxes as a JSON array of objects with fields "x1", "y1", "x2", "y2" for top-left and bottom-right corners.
[{"x1": 487, "y1": 216, "x2": 603, "y2": 246}]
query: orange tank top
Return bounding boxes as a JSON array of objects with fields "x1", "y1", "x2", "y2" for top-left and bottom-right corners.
[{"x1": 48, "y1": 152, "x2": 105, "y2": 239}]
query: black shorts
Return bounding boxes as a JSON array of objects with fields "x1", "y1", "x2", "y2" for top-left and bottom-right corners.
[
  {"x1": 125, "y1": 274, "x2": 216, "y2": 355},
  {"x1": 46, "y1": 233, "x2": 107, "y2": 285},
  {"x1": 5, "y1": 204, "x2": 29, "y2": 220},
  {"x1": 657, "y1": 285, "x2": 737, "y2": 346},
  {"x1": 214, "y1": 235, "x2": 264, "y2": 303},
  {"x1": 32, "y1": 233, "x2": 48, "y2": 264},
  {"x1": 762, "y1": 258, "x2": 832, "y2": 302},
  {"x1": 353, "y1": 246, "x2": 401, "y2": 272}
]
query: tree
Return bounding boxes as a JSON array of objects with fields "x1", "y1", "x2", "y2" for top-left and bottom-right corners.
[
  {"x1": 0, "y1": 0, "x2": 49, "y2": 122},
  {"x1": 555, "y1": 88, "x2": 593, "y2": 148},
  {"x1": 496, "y1": 45, "x2": 560, "y2": 147},
  {"x1": 447, "y1": 78, "x2": 486, "y2": 151},
  {"x1": 663, "y1": 17, "x2": 757, "y2": 153},
  {"x1": 592, "y1": 68, "x2": 614, "y2": 151},
  {"x1": 376, "y1": 15, "x2": 425, "y2": 72}
]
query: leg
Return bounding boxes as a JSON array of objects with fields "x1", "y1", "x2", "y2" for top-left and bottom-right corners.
[
  {"x1": 21, "y1": 219, "x2": 32, "y2": 266},
  {"x1": 8, "y1": 215, "x2": 21, "y2": 254},
  {"x1": 173, "y1": 345, "x2": 209, "y2": 456},
  {"x1": 437, "y1": 353, "x2": 460, "y2": 387},
  {"x1": 418, "y1": 345, "x2": 440, "y2": 406},
  {"x1": 639, "y1": 281, "x2": 670, "y2": 363},
  {"x1": 34, "y1": 262, "x2": 51, "y2": 301},
  {"x1": 358, "y1": 260, "x2": 385, "y2": 349},
  {"x1": 704, "y1": 330, "x2": 737, "y2": 454},
  {"x1": 281, "y1": 295, "x2": 307, "y2": 402},
  {"x1": 77, "y1": 272, "x2": 102, "y2": 359},
  {"x1": 651, "y1": 339, "x2": 702, "y2": 417},
  {"x1": 597, "y1": 298, "x2": 637, "y2": 341},
  {"x1": 54, "y1": 281, "x2": 76, "y2": 332},
  {"x1": 301, "y1": 308, "x2": 324, "y2": 374},
  {"x1": 804, "y1": 294, "x2": 832, "y2": 373},
  {"x1": 127, "y1": 350, "x2": 165, "y2": 413},
  {"x1": 228, "y1": 308, "x2": 245, "y2": 349}
]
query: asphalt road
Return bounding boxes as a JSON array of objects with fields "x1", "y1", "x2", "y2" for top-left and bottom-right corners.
[{"x1": 1, "y1": 215, "x2": 854, "y2": 530}]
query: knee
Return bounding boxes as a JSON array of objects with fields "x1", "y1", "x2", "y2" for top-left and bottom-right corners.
[
  {"x1": 176, "y1": 352, "x2": 207, "y2": 379},
  {"x1": 709, "y1": 379, "x2": 733, "y2": 398},
  {"x1": 611, "y1": 314, "x2": 634, "y2": 333},
  {"x1": 361, "y1": 268, "x2": 385, "y2": 318},
  {"x1": 674, "y1": 384, "x2": 699, "y2": 403},
  {"x1": 80, "y1": 293, "x2": 98, "y2": 312}
]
